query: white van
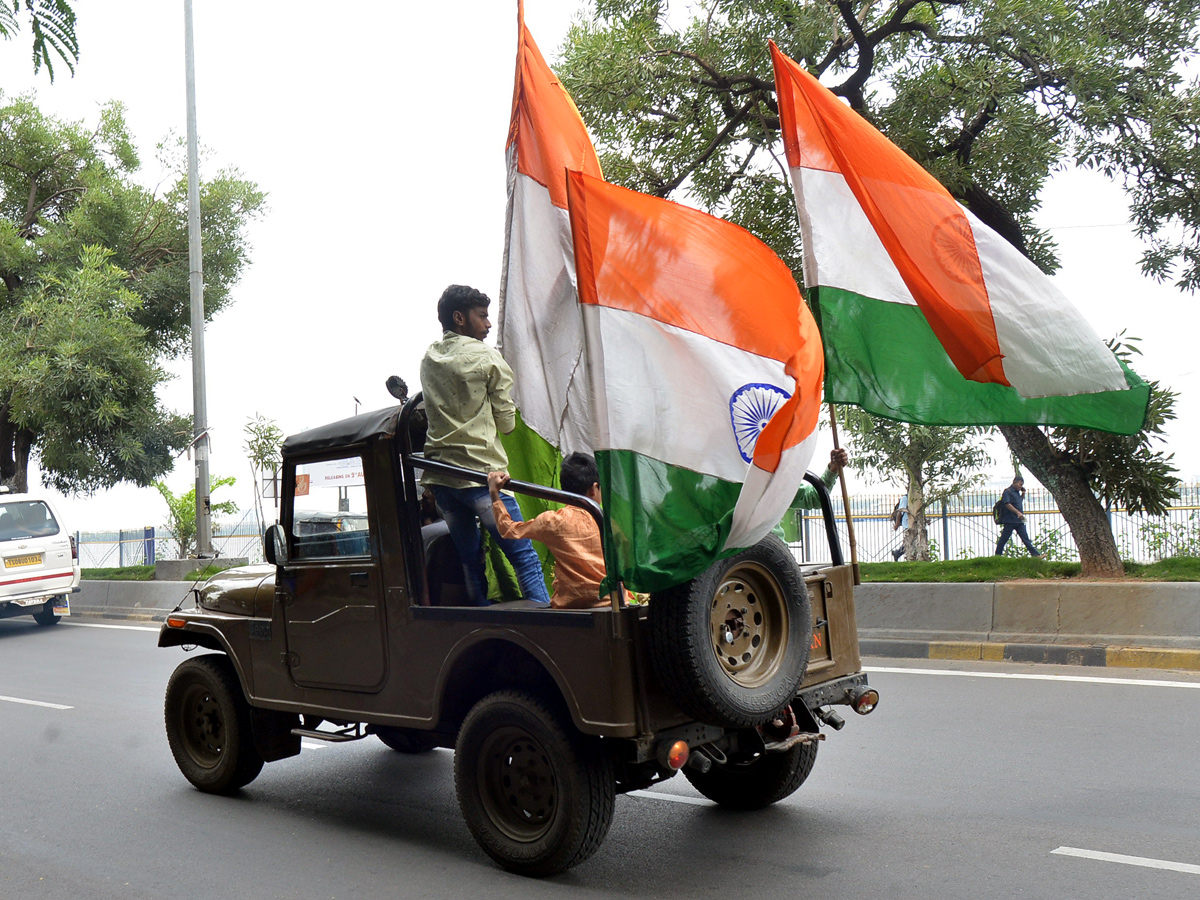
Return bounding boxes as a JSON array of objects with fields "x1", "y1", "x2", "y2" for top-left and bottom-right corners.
[{"x1": 0, "y1": 491, "x2": 80, "y2": 626}]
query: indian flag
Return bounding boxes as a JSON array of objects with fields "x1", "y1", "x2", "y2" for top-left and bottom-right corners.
[
  {"x1": 565, "y1": 170, "x2": 824, "y2": 592},
  {"x1": 498, "y1": 3, "x2": 602, "y2": 467},
  {"x1": 769, "y1": 42, "x2": 1150, "y2": 435}
]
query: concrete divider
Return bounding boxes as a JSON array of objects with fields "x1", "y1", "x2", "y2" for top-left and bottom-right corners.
[
  {"x1": 856, "y1": 581, "x2": 1200, "y2": 670},
  {"x1": 855, "y1": 581, "x2": 1200, "y2": 650},
  {"x1": 72, "y1": 577, "x2": 1200, "y2": 670},
  {"x1": 73, "y1": 580, "x2": 198, "y2": 621}
]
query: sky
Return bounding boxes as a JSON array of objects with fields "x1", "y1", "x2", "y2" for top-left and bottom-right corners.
[{"x1": 0, "y1": 1, "x2": 1196, "y2": 532}]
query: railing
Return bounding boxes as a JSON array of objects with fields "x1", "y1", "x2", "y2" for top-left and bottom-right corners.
[
  {"x1": 784, "y1": 485, "x2": 1200, "y2": 564},
  {"x1": 77, "y1": 486, "x2": 1200, "y2": 569}
]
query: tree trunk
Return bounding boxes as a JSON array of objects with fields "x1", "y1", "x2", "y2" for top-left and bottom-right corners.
[
  {"x1": 905, "y1": 478, "x2": 930, "y2": 561},
  {"x1": 0, "y1": 396, "x2": 31, "y2": 493},
  {"x1": 999, "y1": 425, "x2": 1124, "y2": 576}
]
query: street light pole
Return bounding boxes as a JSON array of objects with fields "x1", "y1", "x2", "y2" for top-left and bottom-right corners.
[{"x1": 184, "y1": 0, "x2": 212, "y2": 558}]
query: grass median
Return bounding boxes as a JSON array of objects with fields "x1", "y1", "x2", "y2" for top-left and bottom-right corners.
[{"x1": 861, "y1": 555, "x2": 1200, "y2": 582}]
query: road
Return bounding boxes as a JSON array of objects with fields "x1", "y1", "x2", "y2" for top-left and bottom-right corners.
[{"x1": 1, "y1": 616, "x2": 1197, "y2": 899}]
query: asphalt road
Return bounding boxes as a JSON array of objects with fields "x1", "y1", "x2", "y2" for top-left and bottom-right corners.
[{"x1": 1, "y1": 617, "x2": 1198, "y2": 900}]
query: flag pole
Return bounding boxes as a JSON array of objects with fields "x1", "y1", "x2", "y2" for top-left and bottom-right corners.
[{"x1": 827, "y1": 404, "x2": 860, "y2": 585}]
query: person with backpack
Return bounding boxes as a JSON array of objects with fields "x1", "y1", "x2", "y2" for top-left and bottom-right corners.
[
  {"x1": 995, "y1": 476, "x2": 1042, "y2": 557},
  {"x1": 890, "y1": 496, "x2": 909, "y2": 561}
]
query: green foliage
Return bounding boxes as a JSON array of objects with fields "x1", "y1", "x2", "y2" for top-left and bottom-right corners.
[
  {"x1": 1042, "y1": 336, "x2": 1181, "y2": 516},
  {"x1": 840, "y1": 406, "x2": 990, "y2": 559},
  {"x1": 81, "y1": 565, "x2": 155, "y2": 581},
  {"x1": 1139, "y1": 512, "x2": 1200, "y2": 559},
  {"x1": 243, "y1": 414, "x2": 283, "y2": 475},
  {"x1": 561, "y1": 0, "x2": 1200, "y2": 288},
  {"x1": 0, "y1": 246, "x2": 190, "y2": 493},
  {"x1": 0, "y1": 1, "x2": 78, "y2": 81},
  {"x1": 153, "y1": 475, "x2": 238, "y2": 559},
  {"x1": 0, "y1": 93, "x2": 264, "y2": 492}
]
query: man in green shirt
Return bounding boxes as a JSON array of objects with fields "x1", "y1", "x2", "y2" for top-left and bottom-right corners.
[{"x1": 420, "y1": 285, "x2": 551, "y2": 606}]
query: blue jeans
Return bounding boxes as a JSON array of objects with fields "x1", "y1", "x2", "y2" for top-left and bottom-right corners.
[
  {"x1": 996, "y1": 522, "x2": 1041, "y2": 557},
  {"x1": 430, "y1": 485, "x2": 551, "y2": 606}
]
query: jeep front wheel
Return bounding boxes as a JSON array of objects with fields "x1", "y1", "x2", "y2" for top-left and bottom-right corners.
[
  {"x1": 454, "y1": 690, "x2": 614, "y2": 877},
  {"x1": 164, "y1": 654, "x2": 264, "y2": 794}
]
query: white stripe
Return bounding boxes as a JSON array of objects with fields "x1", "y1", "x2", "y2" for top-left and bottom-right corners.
[
  {"x1": 628, "y1": 789, "x2": 712, "y2": 807},
  {"x1": 0, "y1": 694, "x2": 72, "y2": 710},
  {"x1": 724, "y1": 430, "x2": 819, "y2": 550},
  {"x1": 580, "y1": 304, "x2": 789, "y2": 483},
  {"x1": 793, "y1": 166, "x2": 1128, "y2": 400},
  {"x1": 64, "y1": 621, "x2": 159, "y2": 633},
  {"x1": 500, "y1": 169, "x2": 594, "y2": 454},
  {"x1": 863, "y1": 666, "x2": 1200, "y2": 689},
  {"x1": 1051, "y1": 847, "x2": 1200, "y2": 875},
  {"x1": 301, "y1": 740, "x2": 330, "y2": 750},
  {"x1": 793, "y1": 167, "x2": 916, "y2": 304},
  {"x1": 968, "y1": 213, "x2": 1128, "y2": 397}
]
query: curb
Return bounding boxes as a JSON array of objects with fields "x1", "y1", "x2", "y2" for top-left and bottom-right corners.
[{"x1": 860, "y1": 638, "x2": 1200, "y2": 672}]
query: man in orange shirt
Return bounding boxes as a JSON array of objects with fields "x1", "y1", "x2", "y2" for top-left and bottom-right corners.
[{"x1": 487, "y1": 453, "x2": 612, "y2": 609}]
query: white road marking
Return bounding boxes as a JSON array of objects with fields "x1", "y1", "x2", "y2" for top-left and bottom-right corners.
[
  {"x1": 628, "y1": 789, "x2": 711, "y2": 806},
  {"x1": 0, "y1": 694, "x2": 72, "y2": 710},
  {"x1": 1052, "y1": 847, "x2": 1200, "y2": 875},
  {"x1": 864, "y1": 666, "x2": 1200, "y2": 690},
  {"x1": 301, "y1": 741, "x2": 329, "y2": 750},
  {"x1": 63, "y1": 621, "x2": 160, "y2": 633}
]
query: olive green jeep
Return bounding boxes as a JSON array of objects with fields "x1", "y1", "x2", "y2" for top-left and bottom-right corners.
[{"x1": 159, "y1": 395, "x2": 877, "y2": 877}]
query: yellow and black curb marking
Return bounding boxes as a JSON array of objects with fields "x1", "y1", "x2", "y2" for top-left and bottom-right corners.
[{"x1": 859, "y1": 639, "x2": 1200, "y2": 672}]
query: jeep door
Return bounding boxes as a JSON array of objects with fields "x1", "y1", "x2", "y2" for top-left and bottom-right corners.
[{"x1": 279, "y1": 452, "x2": 387, "y2": 691}]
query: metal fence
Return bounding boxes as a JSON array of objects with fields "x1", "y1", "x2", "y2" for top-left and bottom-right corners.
[
  {"x1": 78, "y1": 486, "x2": 1200, "y2": 569},
  {"x1": 77, "y1": 509, "x2": 271, "y2": 569},
  {"x1": 785, "y1": 484, "x2": 1200, "y2": 565}
]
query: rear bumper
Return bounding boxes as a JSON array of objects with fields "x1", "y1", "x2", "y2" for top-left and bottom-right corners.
[
  {"x1": 796, "y1": 671, "x2": 872, "y2": 710},
  {"x1": 0, "y1": 584, "x2": 79, "y2": 617}
]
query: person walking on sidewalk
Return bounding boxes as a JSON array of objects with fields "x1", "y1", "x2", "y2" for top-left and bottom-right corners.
[{"x1": 995, "y1": 476, "x2": 1042, "y2": 558}]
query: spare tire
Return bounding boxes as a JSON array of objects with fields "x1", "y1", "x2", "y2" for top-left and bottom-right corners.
[{"x1": 648, "y1": 536, "x2": 811, "y2": 728}]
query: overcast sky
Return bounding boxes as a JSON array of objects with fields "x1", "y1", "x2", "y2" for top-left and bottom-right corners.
[{"x1": 1, "y1": 1, "x2": 1195, "y2": 532}]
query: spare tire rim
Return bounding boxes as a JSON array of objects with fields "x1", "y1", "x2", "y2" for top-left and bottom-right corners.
[
  {"x1": 476, "y1": 725, "x2": 558, "y2": 843},
  {"x1": 709, "y1": 561, "x2": 789, "y2": 688}
]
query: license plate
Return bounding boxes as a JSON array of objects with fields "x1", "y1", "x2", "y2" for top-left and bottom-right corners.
[{"x1": 4, "y1": 554, "x2": 42, "y2": 568}]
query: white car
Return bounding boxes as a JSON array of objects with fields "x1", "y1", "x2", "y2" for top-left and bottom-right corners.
[{"x1": 0, "y1": 491, "x2": 80, "y2": 626}]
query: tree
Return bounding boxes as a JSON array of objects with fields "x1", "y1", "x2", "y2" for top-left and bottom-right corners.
[
  {"x1": 244, "y1": 413, "x2": 283, "y2": 527},
  {"x1": 558, "y1": 0, "x2": 1196, "y2": 575},
  {"x1": 0, "y1": 0, "x2": 78, "y2": 80},
  {"x1": 154, "y1": 475, "x2": 238, "y2": 559},
  {"x1": 0, "y1": 93, "x2": 265, "y2": 493},
  {"x1": 840, "y1": 409, "x2": 991, "y2": 560}
]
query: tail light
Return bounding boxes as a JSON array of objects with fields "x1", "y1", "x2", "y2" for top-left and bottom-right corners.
[
  {"x1": 849, "y1": 685, "x2": 879, "y2": 715},
  {"x1": 69, "y1": 534, "x2": 78, "y2": 561},
  {"x1": 659, "y1": 739, "x2": 690, "y2": 770}
]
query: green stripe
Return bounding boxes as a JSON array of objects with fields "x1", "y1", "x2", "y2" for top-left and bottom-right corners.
[
  {"x1": 812, "y1": 286, "x2": 1150, "y2": 435},
  {"x1": 499, "y1": 412, "x2": 563, "y2": 596},
  {"x1": 596, "y1": 449, "x2": 744, "y2": 594}
]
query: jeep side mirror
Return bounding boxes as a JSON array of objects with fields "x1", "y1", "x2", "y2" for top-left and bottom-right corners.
[{"x1": 263, "y1": 524, "x2": 289, "y2": 566}]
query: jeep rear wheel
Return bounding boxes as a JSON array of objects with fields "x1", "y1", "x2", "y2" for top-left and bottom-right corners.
[
  {"x1": 454, "y1": 690, "x2": 614, "y2": 877},
  {"x1": 164, "y1": 654, "x2": 264, "y2": 793},
  {"x1": 684, "y1": 740, "x2": 818, "y2": 809},
  {"x1": 649, "y1": 536, "x2": 811, "y2": 728}
]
